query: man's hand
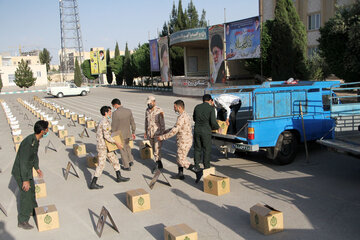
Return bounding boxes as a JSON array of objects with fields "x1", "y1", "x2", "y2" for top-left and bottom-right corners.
[
  {"x1": 115, "y1": 142, "x2": 123, "y2": 150},
  {"x1": 132, "y1": 134, "x2": 136, "y2": 140},
  {"x1": 144, "y1": 133, "x2": 147, "y2": 139},
  {"x1": 157, "y1": 136, "x2": 162, "y2": 141},
  {"x1": 22, "y1": 181, "x2": 30, "y2": 192},
  {"x1": 225, "y1": 119, "x2": 230, "y2": 126},
  {"x1": 36, "y1": 169, "x2": 43, "y2": 178}
]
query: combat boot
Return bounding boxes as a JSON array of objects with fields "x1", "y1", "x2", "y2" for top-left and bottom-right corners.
[
  {"x1": 171, "y1": 167, "x2": 185, "y2": 180},
  {"x1": 89, "y1": 177, "x2": 103, "y2": 189},
  {"x1": 18, "y1": 222, "x2": 34, "y2": 230},
  {"x1": 188, "y1": 164, "x2": 203, "y2": 183},
  {"x1": 116, "y1": 170, "x2": 130, "y2": 182}
]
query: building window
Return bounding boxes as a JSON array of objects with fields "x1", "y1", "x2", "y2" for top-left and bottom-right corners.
[
  {"x1": 37, "y1": 71, "x2": 41, "y2": 77},
  {"x1": 8, "y1": 74, "x2": 15, "y2": 85},
  {"x1": 26, "y1": 60, "x2": 31, "y2": 65},
  {"x1": 308, "y1": 46, "x2": 319, "y2": 57},
  {"x1": 308, "y1": 13, "x2": 321, "y2": 30}
]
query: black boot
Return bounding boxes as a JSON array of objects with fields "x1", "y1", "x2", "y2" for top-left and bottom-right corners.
[
  {"x1": 188, "y1": 164, "x2": 203, "y2": 184},
  {"x1": 171, "y1": 167, "x2": 185, "y2": 180},
  {"x1": 89, "y1": 177, "x2": 103, "y2": 189},
  {"x1": 152, "y1": 160, "x2": 163, "y2": 174},
  {"x1": 116, "y1": 170, "x2": 130, "y2": 182}
]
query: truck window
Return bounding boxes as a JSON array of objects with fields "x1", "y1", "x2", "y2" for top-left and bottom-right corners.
[{"x1": 322, "y1": 94, "x2": 330, "y2": 111}]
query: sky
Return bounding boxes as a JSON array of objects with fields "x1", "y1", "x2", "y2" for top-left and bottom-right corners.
[{"x1": 0, "y1": 0, "x2": 259, "y2": 64}]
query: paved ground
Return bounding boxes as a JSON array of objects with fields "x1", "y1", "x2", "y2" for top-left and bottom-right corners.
[{"x1": 0, "y1": 87, "x2": 360, "y2": 240}]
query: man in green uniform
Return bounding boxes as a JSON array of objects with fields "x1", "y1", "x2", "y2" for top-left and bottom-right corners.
[
  {"x1": 193, "y1": 94, "x2": 219, "y2": 175},
  {"x1": 11, "y1": 120, "x2": 49, "y2": 230}
]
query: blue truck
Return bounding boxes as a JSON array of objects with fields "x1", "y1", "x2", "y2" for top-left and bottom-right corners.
[{"x1": 206, "y1": 81, "x2": 360, "y2": 164}]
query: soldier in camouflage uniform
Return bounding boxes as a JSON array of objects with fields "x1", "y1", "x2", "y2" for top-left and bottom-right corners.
[
  {"x1": 144, "y1": 96, "x2": 165, "y2": 172},
  {"x1": 158, "y1": 100, "x2": 202, "y2": 182},
  {"x1": 90, "y1": 106, "x2": 130, "y2": 190}
]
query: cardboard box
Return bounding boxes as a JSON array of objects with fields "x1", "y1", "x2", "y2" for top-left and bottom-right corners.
[
  {"x1": 34, "y1": 178, "x2": 47, "y2": 199},
  {"x1": 140, "y1": 140, "x2": 153, "y2": 160},
  {"x1": 48, "y1": 121, "x2": 52, "y2": 128},
  {"x1": 105, "y1": 131, "x2": 123, "y2": 152},
  {"x1": 58, "y1": 130, "x2": 68, "y2": 139},
  {"x1": 71, "y1": 114, "x2": 78, "y2": 121},
  {"x1": 65, "y1": 112, "x2": 70, "y2": 119},
  {"x1": 13, "y1": 135, "x2": 23, "y2": 143},
  {"x1": 164, "y1": 224, "x2": 198, "y2": 240},
  {"x1": 250, "y1": 203, "x2": 284, "y2": 235},
  {"x1": 35, "y1": 205, "x2": 60, "y2": 232},
  {"x1": 126, "y1": 188, "x2": 151, "y2": 213},
  {"x1": 65, "y1": 136, "x2": 75, "y2": 146},
  {"x1": 15, "y1": 143, "x2": 20, "y2": 152},
  {"x1": 129, "y1": 140, "x2": 134, "y2": 148},
  {"x1": 73, "y1": 144, "x2": 86, "y2": 156},
  {"x1": 214, "y1": 120, "x2": 228, "y2": 135},
  {"x1": 203, "y1": 174, "x2": 230, "y2": 196},
  {"x1": 52, "y1": 125, "x2": 59, "y2": 133},
  {"x1": 78, "y1": 117, "x2": 85, "y2": 125},
  {"x1": 86, "y1": 120, "x2": 95, "y2": 129},
  {"x1": 86, "y1": 152, "x2": 98, "y2": 168},
  {"x1": 60, "y1": 109, "x2": 65, "y2": 116},
  {"x1": 56, "y1": 108, "x2": 60, "y2": 113},
  {"x1": 33, "y1": 167, "x2": 38, "y2": 178}
]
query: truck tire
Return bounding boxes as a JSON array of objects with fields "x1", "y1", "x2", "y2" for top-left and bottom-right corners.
[
  {"x1": 271, "y1": 131, "x2": 298, "y2": 165},
  {"x1": 57, "y1": 92, "x2": 64, "y2": 98},
  {"x1": 80, "y1": 91, "x2": 87, "y2": 96}
]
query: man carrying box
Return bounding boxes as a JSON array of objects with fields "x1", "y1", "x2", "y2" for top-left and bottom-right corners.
[
  {"x1": 213, "y1": 94, "x2": 242, "y2": 134},
  {"x1": 11, "y1": 120, "x2": 48, "y2": 230},
  {"x1": 157, "y1": 100, "x2": 203, "y2": 183},
  {"x1": 89, "y1": 106, "x2": 130, "y2": 190}
]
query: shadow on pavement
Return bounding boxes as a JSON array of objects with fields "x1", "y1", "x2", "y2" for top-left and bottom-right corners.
[
  {"x1": 0, "y1": 221, "x2": 15, "y2": 240},
  {"x1": 144, "y1": 223, "x2": 166, "y2": 240}
]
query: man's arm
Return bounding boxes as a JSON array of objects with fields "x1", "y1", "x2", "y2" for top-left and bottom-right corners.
[
  {"x1": 18, "y1": 143, "x2": 33, "y2": 182},
  {"x1": 159, "y1": 111, "x2": 165, "y2": 133},
  {"x1": 210, "y1": 107, "x2": 220, "y2": 130},
  {"x1": 218, "y1": 98, "x2": 231, "y2": 120},
  {"x1": 159, "y1": 117, "x2": 180, "y2": 140},
  {"x1": 130, "y1": 111, "x2": 136, "y2": 135}
]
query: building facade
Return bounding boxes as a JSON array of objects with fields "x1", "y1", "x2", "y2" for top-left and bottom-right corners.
[
  {"x1": 0, "y1": 54, "x2": 48, "y2": 88},
  {"x1": 261, "y1": 0, "x2": 355, "y2": 56}
]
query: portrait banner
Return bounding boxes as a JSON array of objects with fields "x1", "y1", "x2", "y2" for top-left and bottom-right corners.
[
  {"x1": 158, "y1": 36, "x2": 171, "y2": 82},
  {"x1": 90, "y1": 49, "x2": 99, "y2": 75},
  {"x1": 225, "y1": 16, "x2": 260, "y2": 60},
  {"x1": 149, "y1": 39, "x2": 160, "y2": 72},
  {"x1": 209, "y1": 24, "x2": 226, "y2": 84},
  {"x1": 98, "y1": 49, "x2": 107, "y2": 74}
]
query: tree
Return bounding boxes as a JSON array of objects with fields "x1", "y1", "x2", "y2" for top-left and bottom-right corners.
[
  {"x1": 74, "y1": 58, "x2": 82, "y2": 87},
  {"x1": 132, "y1": 43, "x2": 150, "y2": 79},
  {"x1": 81, "y1": 60, "x2": 98, "y2": 81},
  {"x1": 186, "y1": 0, "x2": 199, "y2": 28},
  {"x1": 123, "y1": 42, "x2": 134, "y2": 86},
  {"x1": 319, "y1": 1, "x2": 360, "y2": 82},
  {"x1": 39, "y1": 48, "x2": 52, "y2": 72},
  {"x1": 199, "y1": 9, "x2": 207, "y2": 27},
  {"x1": 115, "y1": 41, "x2": 120, "y2": 58},
  {"x1": 14, "y1": 59, "x2": 36, "y2": 89},
  {"x1": 106, "y1": 48, "x2": 113, "y2": 84},
  {"x1": 110, "y1": 56, "x2": 124, "y2": 85},
  {"x1": 244, "y1": 20, "x2": 274, "y2": 78},
  {"x1": 271, "y1": 0, "x2": 309, "y2": 81}
]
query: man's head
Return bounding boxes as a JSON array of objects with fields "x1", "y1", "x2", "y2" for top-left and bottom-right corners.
[
  {"x1": 100, "y1": 106, "x2": 112, "y2": 117},
  {"x1": 111, "y1": 98, "x2": 121, "y2": 109},
  {"x1": 211, "y1": 34, "x2": 224, "y2": 65},
  {"x1": 146, "y1": 96, "x2": 156, "y2": 109},
  {"x1": 34, "y1": 120, "x2": 49, "y2": 139},
  {"x1": 174, "y1": 99, "x2": 185, "y2": 114},
  {"x1": 203, "y1": 94, "x2": 213, "y2": 103}
]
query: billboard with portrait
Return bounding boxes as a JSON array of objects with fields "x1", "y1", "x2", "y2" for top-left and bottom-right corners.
[
  {"x1": 158, "y1": 36, "x2": 171, "y2": 82},
  {"x1": 225, "y1": 16, "x2": 260, "y2": 60},
  {"x1": 149, "y1": 39, "x2": 160, "y2": 72},
  {"x1": 98, "y1": 49, "x2": 107, "y2": 74},
  {"x1": 209, "y1": 24, "x2": 226, "y2": 84},
  {"x1": 90, "y1": 49, "x2": 99, "y2": 75}
]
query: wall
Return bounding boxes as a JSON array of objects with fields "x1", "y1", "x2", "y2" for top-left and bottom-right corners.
[
  {"x1": 0, "y1": 64, "x2": 47, "y2": 87},
  {"x1": 185, "y1": 48, "x2": 209, "y2": 76}
]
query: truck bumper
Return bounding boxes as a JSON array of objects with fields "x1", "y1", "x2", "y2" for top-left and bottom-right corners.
[{"x1": 212, "y1": 135, "x2": 259, "y2": 154}]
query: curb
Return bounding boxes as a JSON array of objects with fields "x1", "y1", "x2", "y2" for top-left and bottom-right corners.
[
  {"x1": 0, "y1": 89, "x2": 47, "y2": 95},
  {"x1": 108, "y1": 85, "x2": 172, "y2": 92}
]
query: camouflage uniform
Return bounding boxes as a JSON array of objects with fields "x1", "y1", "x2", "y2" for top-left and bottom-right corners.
[
  {"x1": 159, "y1": 111, "x2": 192, "y2": 169},
  {"x1": 145, "y1": 106, "x2": 165, "y2": 162},
  {"x1": 95, "y1": 117, "x2": 120, "y2": 177}
]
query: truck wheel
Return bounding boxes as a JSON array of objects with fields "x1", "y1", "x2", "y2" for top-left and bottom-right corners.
[
  {"x1": 272, "y1": 131, "x2": 298, "y2": 165},
  {"x1": 80, "y1": 91, "x2": 87, "y2": 96},
  {"x1": 57, "y1": 92, "x2": 64, "y2": 98}
]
